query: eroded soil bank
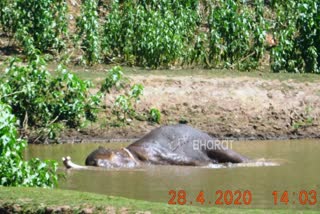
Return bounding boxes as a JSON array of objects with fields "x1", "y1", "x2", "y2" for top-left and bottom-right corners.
[{"x1": 62, "y1": 72, "x2": 320, "y2": 142}]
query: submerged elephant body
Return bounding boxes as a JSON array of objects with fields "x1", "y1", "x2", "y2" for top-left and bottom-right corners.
[{"x1": 63, "y1": 124, "x2": 249, "y2": 169}]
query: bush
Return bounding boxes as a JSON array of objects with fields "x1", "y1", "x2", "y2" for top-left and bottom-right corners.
[
  {"x1": 0, "y1": 0, "x2": 13, "y2": 34},
  {"x1": 0, "y1": 103, "x2": 58, "y2": 187},
  {"x1": 100, "y1": 66, "x2": 129, "y2": 94},
  {"x1": 149, "y1": 108, "x2": 161, "y2": 124},
  {"x1": 76, "y1": 0, "x2": 101, "y2": 65},
  {"x1": 102, "y1": 0, "x2": 199, "y2": 67},
  {"x1": 100, "y1": 66, "x2": 161, "y2": 124},
  {"x1": 208, "y1": 0, "x2": 266, "y2": 69},
  {"x1": 0, "y1": 0, "x2": 68, "y2": 55},
  {"x1": 2, "y1": 0, "x2": 318, "y2": 73},
  {"x1": 0, "y1": 57, "x2": 101, "y2": 142},
  {"x1": 100, "y1": 66, "x2": 144, "y2": 122},
  {"x1": 271, "y1": 0, "x2": 319, "y2": 73}
]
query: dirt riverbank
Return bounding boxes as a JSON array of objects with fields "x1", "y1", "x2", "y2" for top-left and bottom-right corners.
[{"x1": 61, "y1": 72, "x2": 320, "y2": 142}]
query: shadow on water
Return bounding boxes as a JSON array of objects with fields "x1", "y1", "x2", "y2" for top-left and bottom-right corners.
[{"x1": 25, "y1": 139, "x2": 320, "y2": 209}]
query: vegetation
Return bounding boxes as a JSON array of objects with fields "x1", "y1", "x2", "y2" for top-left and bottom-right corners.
[
  {"x1": 0, "y1": 57, "x2": 161, "y2": 188},
  {"x1": 100, "y1": 66, "x2": 129, "y2": 94},
  {"x1": 0, "y1": 0, "x2": 68, "y2": 56},
  {"x1": 0, "y1": 103, "x2": 57, "y2": 187},
  {"x1": 101, "y1": 66, "x2": 156, "y2": 124},
  {"x1": 270, "y1": 0, "x2": 319, "y2": 73},
  {"x1": 113, "y1": 83, "x2": 144, "y2": 121},
  {"x1": 207, "y1": 0, "x2": 266, "y2": 69},
  {"x1": 102, "y1": 0, "x2": 199, "y2": 67},
  {"x1": 0, "y1": 59, "x2": 160, "y2": 141},
  {"x1": 75, "y1": 0, "x2": 101, "y2": 65},
  {"x1": 0, "y1": 0, "x2": 319, "y2": 73},
  {"x1": 149, "y1": 108, "x2": 161, "y2": 124},
  {"x1": 0, "y1": 57, "x2": 101, "y2": 142},
  {"x1": 0, "y1": 59, "x2": 158, "y2": 188}
]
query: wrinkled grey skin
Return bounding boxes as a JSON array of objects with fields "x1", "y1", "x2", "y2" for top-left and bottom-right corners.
[{"x1": 64, "y1": 124, "x2": 249, "y2": 169}]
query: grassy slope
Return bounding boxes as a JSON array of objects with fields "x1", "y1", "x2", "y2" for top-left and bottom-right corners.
[{"x1": 0, "y1": 187, "x2": 317, "y2": 213}]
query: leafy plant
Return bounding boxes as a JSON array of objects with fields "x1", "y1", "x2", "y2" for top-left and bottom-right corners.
[
  {"x1": 129, "y1": 84, "x2": 144, "y2": 101},
  {"x1": 0, "y1": 57, "x2": 101, "y2": 142},
  {"x1": 3, "y1": 0, "x2": 319, "y2": 73},
  {"x1": 112, "y1": 84, "x2": 144, "y2": 123},
  {"x1": 185, "y1": 32, "x2": 210, "y2": 66},
  {"x1": 207, "y1": 0, "x2": 266, "y2": 69},
  {"x1": 100, "y1": 66, "x2": 129, "y2": 93},
  {"x1": 75, "y1": 0, "x2": 101, "y2": 65},
  {"x1": 148, "y1": 108, "x2": 161, "y2": 124},
  {"x1": 271, "y1": 0, "x2": 319, "y2": 73},
  {"x1": 270, "y1": 1, "x2": 301, "y2": 72},
  {"x1": 252, "y1": 0, "x2": 267, "y2": 64},
  {"x1": 102, "y1": 0, "x2": 199, "y2": 68},
  {"x1": 113, "y1": 95, "x2": 134, "y2": 122},
  {"x1": 0, "y1": 102, "x2": 58, "y2": 187},
  {"x1": 0, "y1": 0, "x2": 68, "y2": 56},
  {"x1": 101, "y1": 66, "x2": 148, "y2": 123},
  {"x1": 0, "y1": 0, "x2": 14, "y2": 35}
]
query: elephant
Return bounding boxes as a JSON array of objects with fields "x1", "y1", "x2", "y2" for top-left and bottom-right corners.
[{"x1": 62, "y1": 124, "x2": 250, "y2": 169}]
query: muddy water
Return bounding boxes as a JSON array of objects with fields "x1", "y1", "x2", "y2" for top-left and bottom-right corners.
[{"x1": 25, "y1": 140, "x2": 320, "y2": 209}]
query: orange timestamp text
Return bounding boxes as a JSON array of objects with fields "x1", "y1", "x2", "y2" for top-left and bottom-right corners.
[
  {"x1": 168, "y1": 190, "x2": 253, "y2": 205},
  {"x1": 272, "y1": 190, "x2": 318, "y2": 205}
]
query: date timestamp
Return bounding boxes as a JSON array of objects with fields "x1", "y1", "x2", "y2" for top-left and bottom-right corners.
[{"x1": 168, "y1": 190, "x2": 252, "y2": 205}]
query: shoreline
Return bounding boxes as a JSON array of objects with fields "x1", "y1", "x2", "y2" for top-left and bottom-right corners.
[
  {"x1": 27, "y1": 129, "x2": 320, "y2": 144},
  {"x1": 23, "y1": 70, "x2": 320, "y2": 144}
]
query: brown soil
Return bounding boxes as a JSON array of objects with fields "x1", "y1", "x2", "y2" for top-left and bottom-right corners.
[{"x1": 62, "y1": 74, "x2": 320, "y2": 142}]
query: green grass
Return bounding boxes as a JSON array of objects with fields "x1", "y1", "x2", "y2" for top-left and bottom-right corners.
[
  {"x1": 0, "y1": 187, "x2": 317, "y2": 213},
  {"x1": 2, "y1": 60, "x2": 320, "y2": 84},
  {"x1": 61, "y1": 64, "x2": 320, "y2": 85},
  {"x1": 124, "y1": 67, "x2": 320, "y2": 83}
]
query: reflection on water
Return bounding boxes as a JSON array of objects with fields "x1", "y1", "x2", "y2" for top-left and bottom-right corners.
[{"x1": 25, "y1": 139, "x2": 320, "y2": 209}]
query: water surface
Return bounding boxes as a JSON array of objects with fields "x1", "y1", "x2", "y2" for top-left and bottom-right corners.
[{"x1": 25, "y1": 139, "x2": 320, "y2": 209}]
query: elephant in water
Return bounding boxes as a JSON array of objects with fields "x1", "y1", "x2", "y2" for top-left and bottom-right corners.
[{"x1": 63, "y1": 124, "x2": 250, "y2": 169}]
